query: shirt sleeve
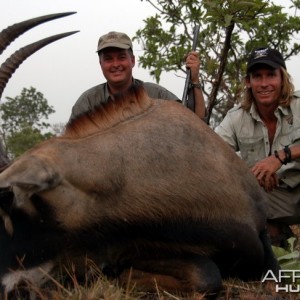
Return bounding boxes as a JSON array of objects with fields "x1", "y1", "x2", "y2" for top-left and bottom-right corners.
[
  {"x1": 215, "y1": 113, "x2": 239, "y2": 151},
  {"x1": 143, "y1": 82, "x2": 179, "y2": 101},
  {"x1": 67, "y1": 84, "x2": 106, "y2": 123}
]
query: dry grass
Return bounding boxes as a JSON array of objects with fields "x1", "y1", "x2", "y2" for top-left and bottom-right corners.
[
  {"x1": 10, "y1": 226, "x2": 300, "y2": 299},
  {"x1": 13, "y1": 264, "x2": 300, "y2": 299},
  {"x1": 14, "y1": 274, "x2": 300, "y2": 300}
]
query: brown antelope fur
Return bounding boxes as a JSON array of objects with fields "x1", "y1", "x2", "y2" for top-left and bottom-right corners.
[
  {"x1": 0, "y1": 84, "x2": 278, "y2": 297},
  {"x1": 64, "y1": 86, "x2": 153, "y2": 138}
]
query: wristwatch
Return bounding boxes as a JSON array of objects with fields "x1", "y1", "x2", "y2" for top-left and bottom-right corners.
[{"x1": 191, "y1": 82, "x2": 201, "y2": 89}]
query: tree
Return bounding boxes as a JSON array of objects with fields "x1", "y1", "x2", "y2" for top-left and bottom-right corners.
[
  {"x1": 135, "y1": 0, "x2": 300, "y2": 126},
  {"x1": 0, "y1": 87, "x2": 55, "y2": 158}
]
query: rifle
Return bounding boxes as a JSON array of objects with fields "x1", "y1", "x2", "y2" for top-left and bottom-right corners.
[{"x1": 182, "y1": 25, "x2": 200, "y2": 111}]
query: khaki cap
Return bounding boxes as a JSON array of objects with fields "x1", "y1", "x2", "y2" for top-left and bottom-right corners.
[{"x1": 97, "y1": 31, "x2": 133, "y2": 52}]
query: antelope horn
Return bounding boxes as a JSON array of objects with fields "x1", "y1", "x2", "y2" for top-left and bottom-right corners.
[
  {"x1": 0, "y1": 30, "x2": 79, "y2": 99},
  {"x1": 0, "y1": 12, "x2": 77, "y2": 55}
]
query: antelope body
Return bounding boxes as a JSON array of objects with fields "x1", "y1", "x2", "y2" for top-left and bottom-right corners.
[{"x1": 0, "y1": 85, "x2": 278, "y2": 297}]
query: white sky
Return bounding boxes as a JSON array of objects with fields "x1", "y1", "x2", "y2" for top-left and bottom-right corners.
[{"x1": 1, "y1": 0, "x2": 299, "y2": 125}]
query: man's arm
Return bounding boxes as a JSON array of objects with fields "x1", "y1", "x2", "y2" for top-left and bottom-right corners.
[
  {"x1": 185, "y1": 51, "x2": 206, "y2": 119},
  {"x1": 251, "y1": 144, "x2": 300, "y2": 191}
]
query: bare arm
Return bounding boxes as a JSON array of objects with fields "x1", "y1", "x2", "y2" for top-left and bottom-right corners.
[
  {"x1": 251, "y1": 145, "x2": 300, "y2": 191},
  {"x1": 185, "y1": 51, "x2": 206, "y2": 119}
]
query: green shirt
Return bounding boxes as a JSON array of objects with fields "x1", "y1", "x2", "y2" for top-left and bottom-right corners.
[
  {"x1": 68, "y1": 78, "x2": 179, "y2": 122},
  {"x1": 215, "y1": 96, "x2": 300, "y2": 188}
]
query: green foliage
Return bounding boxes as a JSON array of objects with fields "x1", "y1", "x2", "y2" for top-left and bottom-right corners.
[
  {"x1": 6, "y1": 127, "x2": 52, "y2": 158},
  {"x1": 1, "y1": 86, "x2": 55, "y2": 133},
  {"x1": 135, "y1": 0, "x2": 300, "y2": 125},
  {"x1": 0, "y1": 87, "x2": 55, "y2": 158},
  {"x1": 272, "y1": 237, "x2": 300, "y2": 284}
]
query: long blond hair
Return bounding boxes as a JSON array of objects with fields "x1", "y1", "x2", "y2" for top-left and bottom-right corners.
[{"x1": 240, "y1": 67, "x2": 294, "y2": 110}]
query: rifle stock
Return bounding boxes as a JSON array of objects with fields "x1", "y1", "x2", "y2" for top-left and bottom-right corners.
[{"x1": 182, "y1": 25, "x2": 200, "y2": 110}]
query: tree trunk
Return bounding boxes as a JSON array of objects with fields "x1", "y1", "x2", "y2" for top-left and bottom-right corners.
[{"x1": 206, "y1": 22, "x2": 235, "y2": 124}]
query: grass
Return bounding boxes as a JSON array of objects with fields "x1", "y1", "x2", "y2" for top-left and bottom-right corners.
[
  {"x1": 14, "y1": 274, "x2": 300, "y2": 300},
  {"x1": 9, "y1": 226, "x2": 300, "y2": 299}
]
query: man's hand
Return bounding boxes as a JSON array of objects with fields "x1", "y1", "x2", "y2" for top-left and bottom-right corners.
[
  {"x1": 185, "y1": 51, "x2": 200, "y2": 83},
  {"x1": 184, "y1": 51, "x2": 206, "y2": 119},
  {"x1": 251, "y1": 155, "x2": 282, "y2": 191}
]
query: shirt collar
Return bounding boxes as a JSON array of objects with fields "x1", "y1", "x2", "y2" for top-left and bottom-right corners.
[
  {"x1": 104, "y1": 78, "x2": 137, "y2": 102},
  {"x1": 249, "y1": 103, "x2": 261, "y2": 121},
  {"x1": 249, "y1": 102, "x2": 290, "y2": 121},
  {"x1": 104, "y1": 83, "x2": 111, "y2": 102},
  {"x1": 276, "y1": 105, "x2": 289, "y2": 116}
]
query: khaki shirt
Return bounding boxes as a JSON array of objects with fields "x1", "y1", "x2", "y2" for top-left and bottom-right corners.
[
  {"x1": 68, "y1": 78, "x2": 179, "y2": 122},
  {"x1": 215, "y1": 96, "x2": 300, "y2": 188}
]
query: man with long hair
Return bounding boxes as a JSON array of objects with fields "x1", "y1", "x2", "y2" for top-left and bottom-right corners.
[{"x1": 216, "y1": 47, "x2": 300, "y2": 247}]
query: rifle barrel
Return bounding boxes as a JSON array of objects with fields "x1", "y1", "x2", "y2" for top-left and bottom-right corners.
[{"x1": 182, "y1": 25, "x2": 200, "y2": 107}]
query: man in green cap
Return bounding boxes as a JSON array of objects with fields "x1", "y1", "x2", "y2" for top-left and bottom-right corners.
[{"x1": 68, "y1": 31, "x2": 205, "y2": 121}]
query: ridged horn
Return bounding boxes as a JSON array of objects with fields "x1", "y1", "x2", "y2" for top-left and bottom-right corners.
[
  {"x1": 0, "y1": 31, "x2": 79, "y2": 99},
  {"x1": 0, "y1": 12, "x2": 77, "y2": 55}
]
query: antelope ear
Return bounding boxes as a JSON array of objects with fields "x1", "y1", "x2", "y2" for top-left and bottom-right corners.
[{"x1": 0, "y1": 156, "x2": 59, "y2": 192}]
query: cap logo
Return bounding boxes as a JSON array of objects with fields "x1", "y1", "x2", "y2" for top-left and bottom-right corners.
[
  {"x1": 253, "y1": 48, "x2": 268, "y2": 60},
  {"x1": 106, "y1": 33, "x2": 118, "y2": 41}
]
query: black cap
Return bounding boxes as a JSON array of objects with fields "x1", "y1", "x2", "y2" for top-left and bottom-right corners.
[{"x1": 247, "y1": 47, "x2": 286, "y2": 73}]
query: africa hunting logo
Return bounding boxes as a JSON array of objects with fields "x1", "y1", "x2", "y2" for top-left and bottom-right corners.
[{"x1": 262, "y1": 269, "x2": 300, "y2": 293}]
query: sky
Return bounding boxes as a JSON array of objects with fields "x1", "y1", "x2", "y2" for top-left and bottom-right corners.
[{"x1": 1, "y1": 0, "x2": 299, "y2": 125}]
